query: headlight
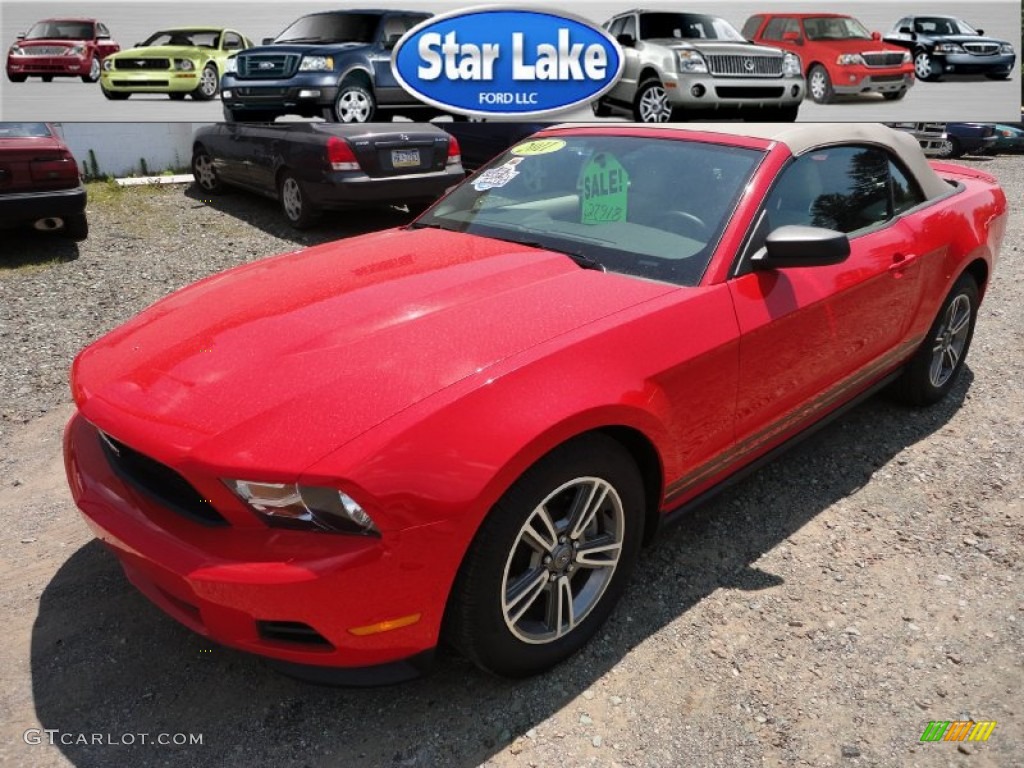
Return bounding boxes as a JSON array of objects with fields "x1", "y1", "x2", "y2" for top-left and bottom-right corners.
[
  {"x1": 676, "y1": 50, "x2": 707, "y2": 74},
  {"x1": 934, "y1": 43, "x2": 964, "y2": 54},
  {"x1": 102, "y1": 58, "x2": 114, "y2": 71},
  {"x1": 902, "y1": 51, "x2": 912, "y2": 63},
  {"x1": 999, "y1": 43, "x2": 1014, "y2": 55},
  {"x1": 224, "y1": 57, "x2": 237, "y2": 74},
  {"x1": 174, "y1": 58, "x2": 195, "y2": 71},
  {"x1": 65, "y1": 45, "x2": 85, "y2": 57},
  {"x1": 225, "y1": 480, "x2": 379, "y2": 535},
  {"x1": 299, "y1": 55, "x2": 334, "y2": 72},
  {"x1": 9, "y1": 45, "x2": 25, "y2": 56},
  {"x1": 783, "y1": 52, "x2": 802, "y2": 76},
  {"x1": 836, "y1": 53, "x2": 864, "y2": 66}
]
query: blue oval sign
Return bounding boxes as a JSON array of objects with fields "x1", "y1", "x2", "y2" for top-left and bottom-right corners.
[{"x1": 392, "y1": 8, "x2": 623, "y2": 117}]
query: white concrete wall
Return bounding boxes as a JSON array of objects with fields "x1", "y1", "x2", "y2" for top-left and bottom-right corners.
[{"x1": 53, "y1": 122, "x2": 211, "y2": 178}]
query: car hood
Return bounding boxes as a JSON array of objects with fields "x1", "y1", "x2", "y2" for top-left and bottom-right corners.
[
  {"x1": 113, "y1": 45, "x2": 205, "y2": 58},
  {"x1": 653, "y1": 39, "x2": 784, "y2": 56},
  {"x1": 73, "y1": 228, "x2": 675, "y2": 473},
  {"x1": 17, "y1": 39, "x2": 85, "y2": 47}
]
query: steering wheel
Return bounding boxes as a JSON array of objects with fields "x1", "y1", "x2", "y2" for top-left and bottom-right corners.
[{"x1": 655, "y1": 211, "x2": 710, "y2": 241}]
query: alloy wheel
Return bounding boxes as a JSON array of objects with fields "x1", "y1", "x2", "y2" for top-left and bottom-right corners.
[
  {"x1": 639, "y1": 86, "x2": 672, "y2": 122},
  {"x1": 914, "y1": 53, "x2": 932, "y2": 80},
  {"x1": 199, "y1": 65, "x2": 218, "y2": 97},
  {"x1": 336, "y1": 90, "x2": 372, "y2": 122},
  {"x1": 810, "y1": 71, "x2": 827, "y2": 101},
  {"x1": 193, "y1": 154, "x2": 217, "y2": 190},
  {"x1": 281, "y1": 177, "x2": 304, "y2": 221},
  {"x1": 501, "y1": 477, "x2": 625, "y2": 644},
  {"x1": 929, "y1": 293, "x2": 972, "y2": 387}
]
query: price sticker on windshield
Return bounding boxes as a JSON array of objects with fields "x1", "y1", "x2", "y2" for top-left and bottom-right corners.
[{"x1": 581, "y1": 153, "x2": 629, "y2": 225}]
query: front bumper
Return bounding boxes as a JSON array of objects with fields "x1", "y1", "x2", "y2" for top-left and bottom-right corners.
[
  {"x1": 6, "y1": 54, "x2": 91, "y2": 77},
  {"x1": 309, "y1": 166, "x2": 466, "y2": 208},
  {"x1": 831, "y1": 65, "x2": 915, "y2": 94},
  {"x1": 64, "y1": 412, "x2": 447, "y2": 677},
  {"x1": 0, "y1": 185, "x2": 86, "y2": 228},
  {"x1": 221, "y1": 72, "x2": 339, "y2": 116},
  {"x1": 100, "y1": 69, "x2": 199, "y2": 93},
  {"x1": 932, "y1": 52, "x2": 1016, "y2": 76},
  {"x1": 664, "y1": 74, "x2": 804, "y2": 109}
]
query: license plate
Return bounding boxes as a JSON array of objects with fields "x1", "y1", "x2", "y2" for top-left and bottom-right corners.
[{"x1": 392, "y1": 149, "x2": 420, "y2": 168}]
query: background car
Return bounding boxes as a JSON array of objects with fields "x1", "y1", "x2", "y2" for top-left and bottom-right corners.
[
  {"x1": 884, "y1": 15, "x2": 1016, "y2": 81},
  {"x1": 220, "y1": 10, "x2": 437, "y2": 123},
  {"x1": 934, "y1": 122, "x2": 998, "y2": 158},
  {"x1": 100, "y1": 28, "x2": 252, "y2": 101},
  {"x1": 0, "y1": 122, "x2": 87, "y2": 240},
  {"x1": 742, "y1": 13, "x2": 914, "y2": 104},
  {"x1": 992, "y1": 123, "x2": 1024, "y2": 152},
  {"x1": 6, "y1": 18, "x2": 119, "y2": 83},
  {"x1": 66, "y1": 124, "x2": 1005, "y2": 683},
  {"x1": 593, "y1": 10, "x2": 804, "y2": 122},
  {"x1": 191, "y1": 122, "x2": 464, "y2": 227},
  {"x1": 440, "y1": 122, "x2": 552, "y2": 171}
]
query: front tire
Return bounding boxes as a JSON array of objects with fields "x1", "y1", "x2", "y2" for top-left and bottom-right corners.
[
  {"x1": 193, "y1": 63, "x2": 219, "y2": 100},
  {"x1": 447, "y1": 434, "x2": 645, "y2": 678},
  {"x1": 891, "y1": 274, "x2": 979, "y2": 406},
  {"x1": 7, "y1": 73, "x2": 27, "y2": 83},
  {"x1": 277, "y1": 170, "x2": 320, "y2": 229},
  {"x1": 329, "y1": 82, "x2": 376, "y2": 123},
  {"x1": 914, "y1": 50, "x2": 940, "y2": 81},
  {"x1": 81, "y1": 56, "x2": 101, "y2": 83},
  {"x1": 808, "y1": 64, "x2": 834, "y2": 104},
  {"x1": 633, "y1": 78, "x2": 675, "y2": 123}
]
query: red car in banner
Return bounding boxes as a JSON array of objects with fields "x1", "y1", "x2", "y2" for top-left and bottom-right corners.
[
  {"x1": 742, "y1": 13, "x2": 915, "y2": 103},
  {"x1": 65, "y1": 124, "x2": 1006, "y2": 683},
  {"x1": 6, "y1": 18, "x2": 119, "y2": 83}
]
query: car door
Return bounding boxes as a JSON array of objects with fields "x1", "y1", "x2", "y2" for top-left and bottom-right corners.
[
  {"x1": 212, "y1": 123, "x2": 255, "y2": 186},
  {"x1": 372, "y1": 13, "x2": 425, "y2": 105},
  {"x1": 728, "y1": 144, "x2": 924, "y2": 447},
  {"x1": 607, "y1": 14, "x2": 641, "y2": 102}
]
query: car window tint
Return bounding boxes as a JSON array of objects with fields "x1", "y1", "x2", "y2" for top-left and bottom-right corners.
[
  {"x1": 764, "y1": 146, "x2": 892, "y2": 234},
  {"x1": 608, "y1": 18, "x2": 626, "y2": 37},
  {"x1": 761, "y1": 18, "x2": 789, "y2": 41},
  {"x1": 740, "y1": 16, "x2": 764, "y2": 40},
  {"x1": 621, "y1": 15, "x2": 637, "y2": 39},
  {"x1": 97, "y1": 23, "x2": 109, "y2": 37},
  {"x1": 419, "y1": 136, "x2": 762, "y2": 287},
  {"x1": 890, "y1": 159, "x2": 925, "y2": 215},
  {"x1": 223, "y1": 32, "x2": 243, "y2": 50}
]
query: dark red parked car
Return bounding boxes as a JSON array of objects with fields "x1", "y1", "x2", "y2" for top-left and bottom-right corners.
[
  {"x1": 6, "y1": 18, "x2": 119, "y2": 83},
  {"x1": 743, "y1": 13, "x2": 915, "y2": 104},
  {"x1": 0, "y1": 122, "x2": 88, "y2": 240}
]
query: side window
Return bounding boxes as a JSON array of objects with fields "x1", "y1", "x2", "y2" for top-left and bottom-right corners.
[
  {"x1": 381, "y1": 15, "x2": 410, "y2": 43},
  {"x1": 763, "y1": 146, "x2": 892, "y2": 234},
  {"x1": 222, "y1": 32, "x2": 243, "y2": 50},
  {"x1": 785, "y1": 19, "x2": 802, "y2": 37},
  {"x1": 761, "y1": 18, "x2": 790, "y2": 41},
  {"x1": 893, "y1": 17, "x2": 911, "y2": 33},
  {"x1": 608, "y1": 17, "x2": 626, "y2": 37},
  {"x1": 97, "y1": 23, "x2": 109, "y2": 37},
  {"x1": 741, "y1": 16, "x2": 764, "y2": 40},
  {"x1": 621, "y1": 15, "x2": 637, "y2": 40},
  {"x1": 890, "y1": 160, "x2": 925, "y2": 215}
]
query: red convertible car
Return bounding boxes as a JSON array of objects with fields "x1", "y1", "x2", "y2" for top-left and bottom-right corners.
[
  {"x1": 64, "y1": 124, "x2": 1007, "y2": 683},
  {"x1": 6, "y1": 18, "x2": 119, "y2": 83}
]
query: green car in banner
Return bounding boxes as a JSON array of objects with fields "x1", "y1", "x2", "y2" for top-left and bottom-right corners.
[{"x1": 100, "y1": 28, "x2": 252, "y2": 101}]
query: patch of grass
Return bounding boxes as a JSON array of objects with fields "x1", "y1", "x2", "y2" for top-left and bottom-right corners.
[{"x1": 86, "y1": 180, "x2": 169, "y2": 209}]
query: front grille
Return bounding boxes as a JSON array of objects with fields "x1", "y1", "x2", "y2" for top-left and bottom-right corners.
[
  {"x1": 25, "y1": 64, "x2": 68, "y2": 71},
  {"x1": 715, "y1": 86, "x2": 785, "y2": 99},
  {"x1": 706, "y1": 54, "x2": 783, "y2": 78},
  {"x1": 963, "y1": 43, "x2": 1000, "y2": 56},
  {"x1": 114, "y1": 58, "x2": 170, "y2": 70},
  {"x1": 862, "y1": 52, "x2": 905, "y2": 67},
  {"x1": 111, "y1": 79, "x2": 169, "y2": 87},
  {"x1": 22, "y1": 46, "x2": 69, "y2": 56},
  {"x1": 257, "y1": 621, "x2": 333, "y2": 648},
  {"x1": 237, "y1": 53, "x2": 300, "y2": 79},
  {"x1": 98, "y1": 431, "x2": 227, "y2": 526},
  {"x1": 232, "y1": 86, "x2": 288, "y2": 97}
]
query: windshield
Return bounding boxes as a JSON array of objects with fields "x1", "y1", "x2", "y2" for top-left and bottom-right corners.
[
  {"x1": 275, "y1": 13, "x2": 380, "y2": 44},
  {"x1": 0, "y1": 122, "x2": 52, "y2": 139},
  {"x1": 413, "y1": 135, "x2": 762, "y2": 288},
  {"x1": 639, "y1": 13, "x2": 746, "y2": 42},
  {"x1": 914, "y1": 17, "x2": 976, "y2": 36},
  {"x1": 25, "y1": 21, "x2": 94, "y2": 40},
  {"x1": 141, "y1": 30, "x2": 221, "y2": 48},
  {"x1": 803, "y1": 17, "x2": 872, "y2": 41}
]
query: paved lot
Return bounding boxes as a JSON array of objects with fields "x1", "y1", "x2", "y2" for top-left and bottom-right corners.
[{"x1": 0, "y1": 155, "x2": 1021, "y2": 767}]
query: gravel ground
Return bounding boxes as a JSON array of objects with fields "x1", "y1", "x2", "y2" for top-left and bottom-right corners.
[{"x1": 0, "y1": 158, "x2": 1021, "y2": 768}]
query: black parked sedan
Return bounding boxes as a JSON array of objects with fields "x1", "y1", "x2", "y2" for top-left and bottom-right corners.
[
  {"x1": 884, "y1": 15, "x2": 1016, "y2": 81},
  {"x1": 191, "y1": 122, "x2": 464, "y2": 228}
]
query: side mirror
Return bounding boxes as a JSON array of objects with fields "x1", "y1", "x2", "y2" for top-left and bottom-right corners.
[
  {"x1": 976, "y1": 29, "x2": 984, "y2": 36},
  {"x1": 899, "y1": 26, "x2": 916, "y2": 38},
  {"x1": 262, "y1": 37, "x2": 275, "y2": 45},
  {"x1": 871, "y1": 31, "x2": 881, "y2": 41},
  {"x1": 616, "y1": 33, "x2": 636, "y2": 47},
  {"x1": 133, "y1": 42, "x2": 141, "y2": 47},
  {"x1": 752, "y1": 226, "x2": 850, "y2": 270},
  {"x1": 16, "y1": 32, "x2": 25, "y2": 40},
  {"x1": 782, "y1": 31, "x2": 803, "y2": 44}
]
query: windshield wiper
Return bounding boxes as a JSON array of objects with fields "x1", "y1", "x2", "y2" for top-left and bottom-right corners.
[{"x1": 503, "y1": 239, "x2": 606, "y2": 272}]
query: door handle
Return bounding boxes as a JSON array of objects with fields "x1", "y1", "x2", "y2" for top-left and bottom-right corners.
[{"x1": 888, "y1": 252, "x2": 920, "y2": 274}]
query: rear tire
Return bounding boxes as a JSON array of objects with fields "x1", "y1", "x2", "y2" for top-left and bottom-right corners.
[
  {"x1": 62, "y1": 213, "x2": 89, "y2": 241},
  {"x1": 891, "y1": 273, "x2": 979, "y2": 406},
  {"x1": 191, "y1": 146, "x2": 224, "y2": 194},
  {"x1": 591, "y1": 98, "x2": 612, "y2": 118},
  {"x1": 447, "y1": 434, "x2": 645, "y2": 678},
  {"x1": 42, "y1": 75, "x2": 53, "y2": 83},
  {"x1": 277, "y1": 170, "x2": 320, "y2": 229}
]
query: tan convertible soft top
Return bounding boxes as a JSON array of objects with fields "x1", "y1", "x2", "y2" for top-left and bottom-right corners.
[{"x1": 549, "y1": 123, "x2": 950, "y2": 200}]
